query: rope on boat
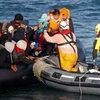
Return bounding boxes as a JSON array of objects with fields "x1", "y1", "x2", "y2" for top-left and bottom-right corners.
[
  {"x1": 79, "y1": 70, "x2": 90, "y2": 95},
  {"x1": 33, "y1": 56, "x2": 57, "y2": 82}
]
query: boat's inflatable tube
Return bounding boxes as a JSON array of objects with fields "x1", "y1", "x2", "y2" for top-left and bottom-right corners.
[
  {"x1": 76, "y1": 39, "x2": 86, "y2": 62},
  {"x1": 0, "y1": 64, "x2": 37, "y2": 89}
]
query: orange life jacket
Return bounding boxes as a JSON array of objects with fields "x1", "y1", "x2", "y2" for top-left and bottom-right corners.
[{"x1": 47, "y1": 13, "x2": 61, "y2": 34}]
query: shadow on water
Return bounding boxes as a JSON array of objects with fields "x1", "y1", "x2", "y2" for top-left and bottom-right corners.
[{"x1": 0, "y1": 83, "x2": 100, "y2": 100}]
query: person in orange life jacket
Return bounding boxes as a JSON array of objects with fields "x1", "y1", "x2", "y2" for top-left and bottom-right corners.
[
  {"x1": 44, "y1": 21, "x2": 78, "y2": 72},
  {"x1": 60, "y1": 7, "x2": 74, "y2": 33},
  {"x1": 43, "y1": 9, "x2": 61, "y2": 55},
  {"x1": 48, "y1": 9, "x2": 61, "y2": 35},
  {"x1": 92, "y1": 24, "x2": 100, "y2": 66},
  {"x1": 13, "y1": 40, "x2": 37, "y2": 65},
  {"x1": 0, "y1": 41, "x2": 17, "y2": 72}
]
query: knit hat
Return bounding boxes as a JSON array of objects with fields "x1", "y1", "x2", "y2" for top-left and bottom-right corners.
[
  {"x1": 21, "y1": 20, "x2": 29, "y2": 26},
  {"x1": 14, "y1": 13, "x2": 23, "y2": 21},
  {"x1": 5, "y1": 42, "x2": 15, "y2": 53},
  {"x1": 16, "y1": 40, "x2": 27, "y2": 50}
]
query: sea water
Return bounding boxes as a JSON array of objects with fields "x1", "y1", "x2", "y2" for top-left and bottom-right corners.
[{"x1": 0, "y1": 0, "x2": 100, "y2": 100}]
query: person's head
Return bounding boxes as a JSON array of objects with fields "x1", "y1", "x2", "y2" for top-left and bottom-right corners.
[
  {"x1": 14, "y1": 13, "x2": 23, "y2": 23},
  {"x1": 5, "y1": 42, "x2": 15, "y2": 53},
  {"x1": 52, "y1": 9, "x2": 60, "y2": 20},
  {"x1": 16, "y1": 40, "x2": 27, "y2": 51},
  {"x1": 95, "y1": 24, "x2": 100, "y2": 34},
  {"x1": 59, "y1": 21, "x2": 69, "y2": 32},
  {"x1": 30, "y1": 42, "x2": 36, "y2": 49},
  {"x1": 0, "y1": 34, "x2": 9, "y2": 45}
]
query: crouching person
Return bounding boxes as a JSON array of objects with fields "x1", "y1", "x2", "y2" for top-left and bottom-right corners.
[
  {"x1": 0, "y1": 42, "x2": 17, "y2": 72},
  {"x1": 13, "y1": 40, "x2": 37, "y2": 65}
]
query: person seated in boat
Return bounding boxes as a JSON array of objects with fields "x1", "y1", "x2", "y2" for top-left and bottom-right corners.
[
  {"x1": 0, "y1": 41, "x2": 17, "y2": 72},
  {"x1": 92, "y1": 24, "x2": 100, "y2": 66},
  {"x1": 31, "y1": 14, "x2": 49, "y2": 56},
  {"x1": 8, "y1": 13, "x2": 34, "y2": 55},
  {"x1": 60, "y1": 7, "x2": 74, "y2": 32},
  {"x1": 13, "y1": 40, "x2": 38, "y2": 65},
  {"x1": 44, "y1": 21, "x2": 78, "y2": 72},
  {"x1": 8, "y1": 13, "x2": 33, "y2": 43}
]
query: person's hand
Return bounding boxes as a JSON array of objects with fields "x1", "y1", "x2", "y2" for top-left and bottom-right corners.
[
  {"x1": 11, "y1": 65, "x2": 17, "y2": 72},
  {"x1": 28, "y1": 56, "x2": 34, "y2": 60}
]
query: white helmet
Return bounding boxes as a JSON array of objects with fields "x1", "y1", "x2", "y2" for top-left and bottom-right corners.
[
  {"x1": 16, "y1": 40, "x2": 27, "y2": 50},
  {"x1": 60, "y1": 21, "x2": 69, "y2": 30},
  {"x1": 95, "y1": 24, "x2": 100, "y2": 34}
]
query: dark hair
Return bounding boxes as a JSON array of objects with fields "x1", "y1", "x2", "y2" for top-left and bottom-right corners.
[
  {"x1": 52, "y1": 9, "x2": 60, "y2": 15},
  {"x1": 14, "y1": 13, "x2": 23, "y2": 21},
  {"x1": 0, "y1": 34, "x2": 9, "y2": 45}
]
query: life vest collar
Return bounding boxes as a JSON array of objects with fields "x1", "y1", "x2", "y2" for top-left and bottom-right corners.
[
  {"x1": 60, "y1": 29, "x2": 71, "y2": 35},
  {"x1": 14, "y1": 45, "x2": 25, "y2": 54}
]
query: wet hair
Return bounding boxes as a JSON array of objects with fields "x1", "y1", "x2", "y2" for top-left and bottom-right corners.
[{"x1": 52, "y1": 9, "x2": 60, "y2": 15}]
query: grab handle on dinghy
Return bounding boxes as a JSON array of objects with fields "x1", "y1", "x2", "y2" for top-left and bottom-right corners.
[{"x1": 88, "y1": 69, "x2": 100, "y2": 73}]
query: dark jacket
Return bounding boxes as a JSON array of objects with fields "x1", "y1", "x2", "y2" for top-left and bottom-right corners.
[
  {"x1": 13, "y1": 49, "x2": 35, "y2": 65},
  {"x1": 0, "y1": 48, "x2": 12, "y2": 68}
]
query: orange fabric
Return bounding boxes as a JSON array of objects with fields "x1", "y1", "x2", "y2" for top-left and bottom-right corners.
[
  {"x1": 48, "y1": 19, "x2": 60, "y2": 34},
  {"x1": 47, "y1": 12, "x2": 61, "y2": 34},
  {"x1": 58, "y1": 48, "x2": 78, "y2": 72},
  {"x1": 60, "y1": 8, "x2": 70, "y2": 19}
]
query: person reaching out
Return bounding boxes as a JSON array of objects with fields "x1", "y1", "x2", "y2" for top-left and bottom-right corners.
[{"x1": 44, "y1": 21, "x2": 78, "y2": 72}]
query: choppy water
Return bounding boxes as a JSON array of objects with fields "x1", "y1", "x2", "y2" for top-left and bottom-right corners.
[{"x1": 0, "y1": 0, "x2": 100, "y2": 100}]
